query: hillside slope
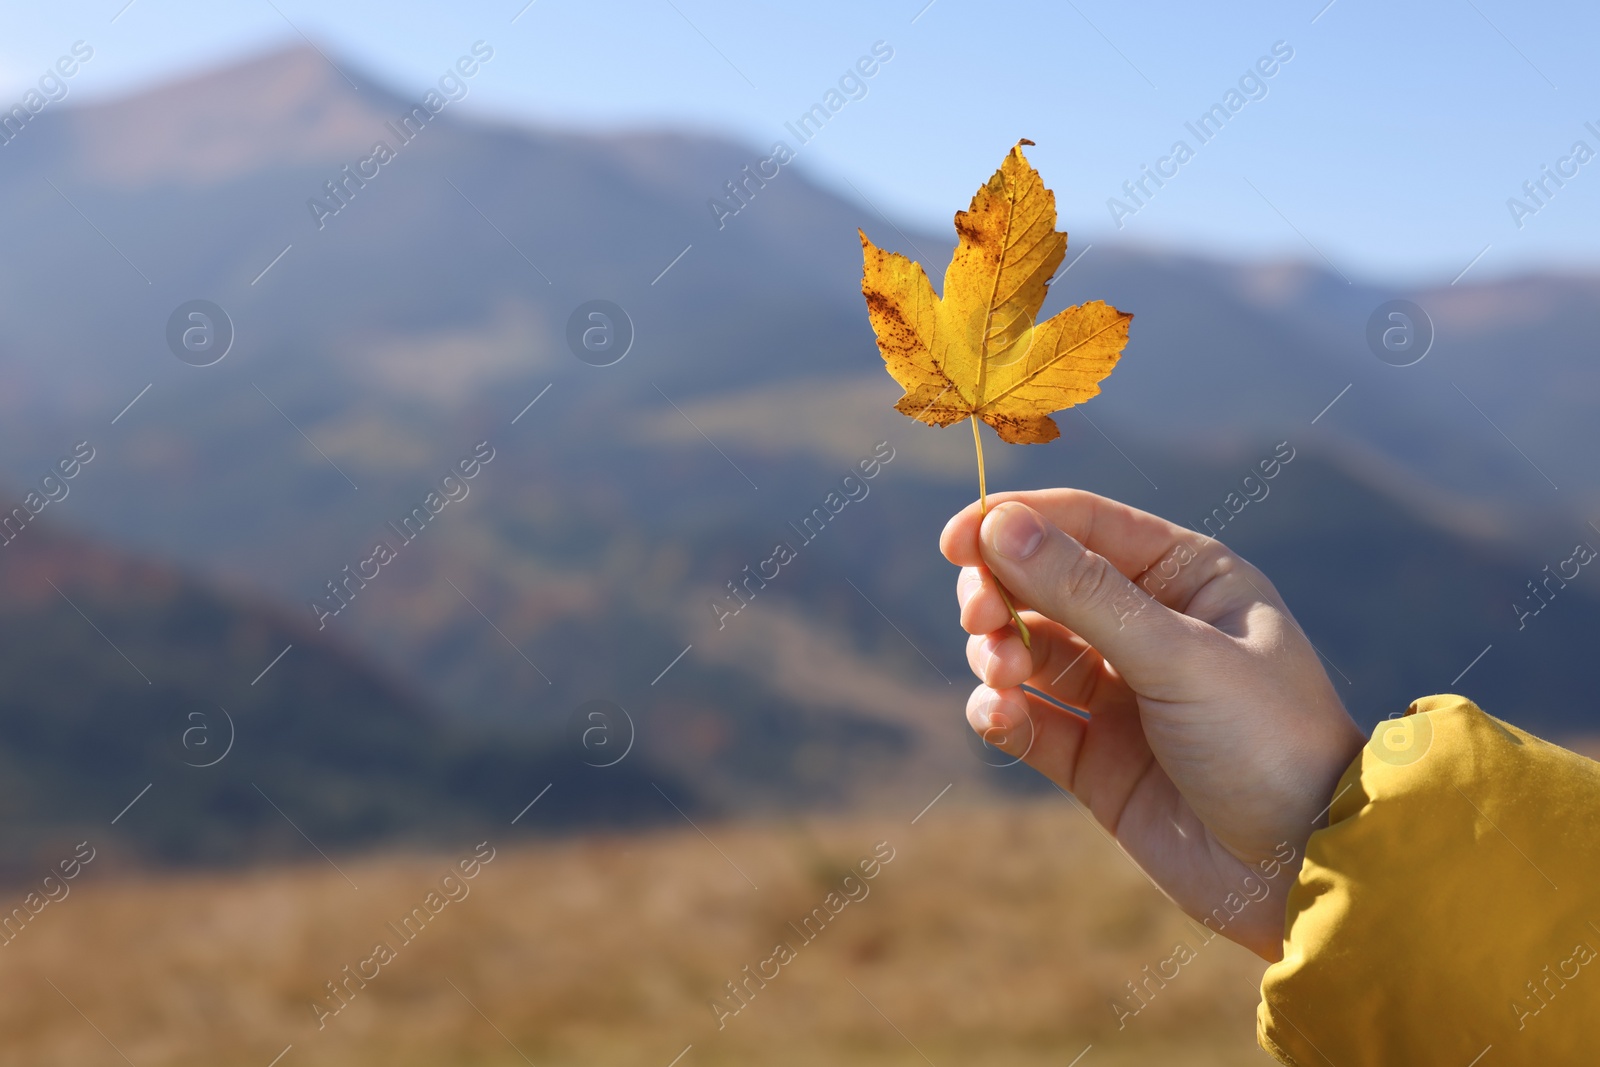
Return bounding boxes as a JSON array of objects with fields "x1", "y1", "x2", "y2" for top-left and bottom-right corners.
[{"x1": 0, "y1": 514, "x2": 692, "y2": 870}]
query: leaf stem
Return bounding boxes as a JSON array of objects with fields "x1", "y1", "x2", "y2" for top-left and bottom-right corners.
[
  {"x1": 970, "y1": 414, "x2": 1031, "y2": 650},
  {"x1": 971, "y1": 412, "x2": 988, "y2": 512}
]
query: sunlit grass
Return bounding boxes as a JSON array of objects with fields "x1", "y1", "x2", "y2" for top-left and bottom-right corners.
[{"x1": 0, "y1": 800, "x2": 1274, "y2": 1065}]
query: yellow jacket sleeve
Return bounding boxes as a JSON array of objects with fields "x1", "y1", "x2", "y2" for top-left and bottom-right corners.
[{"x1": 1258, "y1": 694, "x2": 1600, "y2": 1066}]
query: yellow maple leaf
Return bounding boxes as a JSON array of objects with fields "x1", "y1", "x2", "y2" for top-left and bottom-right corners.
[
  {"x1": 860, "y1": 139, "x2": 1131, "y2": 446},
  {"x1": 859, "y1": 140, "x2": 1133, "y2": 646}
]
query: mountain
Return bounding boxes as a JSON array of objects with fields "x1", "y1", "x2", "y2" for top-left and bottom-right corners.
[
  {"x1": 0, "y1": 512, "x2": 697, "y2": 873},
  {"x1": 4, "y1": 44, "x2": 1596, "y2": 508},
  {"x1": 0, "y1": 39, "x2": 1596, "y2": 851}
]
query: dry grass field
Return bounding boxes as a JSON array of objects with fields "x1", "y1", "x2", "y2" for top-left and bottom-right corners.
[{"x1": 0, "y1": 798, "x2": 1278, "y2": 1066}]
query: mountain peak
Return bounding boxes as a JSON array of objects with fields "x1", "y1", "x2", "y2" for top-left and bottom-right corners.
[{"x1": 66, "y1": 41, "x2": 408, "y2": 187}]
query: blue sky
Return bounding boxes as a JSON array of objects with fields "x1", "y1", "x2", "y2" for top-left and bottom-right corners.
[{"x1": 4, "y1": 0, "x2": 1597, "y2": 284}]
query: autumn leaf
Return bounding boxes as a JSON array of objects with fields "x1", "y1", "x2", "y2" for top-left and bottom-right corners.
[
  {"x1": 858, "y1": 140, "x2": 1133, "y2": 648},
  {"x1": 859, "y1": 139, "x2": 1131, "y2": 445}
]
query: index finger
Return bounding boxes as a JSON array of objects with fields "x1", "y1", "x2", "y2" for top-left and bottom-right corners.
[{"x1": 940, "y1": 488, "x2": 1217, "y2": 606}]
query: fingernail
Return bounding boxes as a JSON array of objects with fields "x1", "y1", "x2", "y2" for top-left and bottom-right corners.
[
  {"x1": 979, "y1": 646, "x2": 997, "y2": 681},
  {"x1": 958, "y1": 572, "x2": 980, "y2": 609},
  {"x1": 990, "y1": 504, "x2": 1046, "y2": 561}
]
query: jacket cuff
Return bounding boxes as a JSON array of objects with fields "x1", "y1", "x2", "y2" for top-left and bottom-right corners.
[{"x1": 1257, "y1": 695, "x2": 1600, "y2": 1065}]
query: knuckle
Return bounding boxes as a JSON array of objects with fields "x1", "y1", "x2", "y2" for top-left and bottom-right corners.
[
  {"x1": 1058, "y1": 545, "x2": 1119, "y2": 610},
  {"x1": 1205, "y1": 544, "x2": 1262, "y2": 589}
]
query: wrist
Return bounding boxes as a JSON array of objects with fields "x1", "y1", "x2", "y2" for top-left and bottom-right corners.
[
  {"x1": 1246, "y1": 719, "x2": 1366, "y2": 962},
  {"x1": 1311, "y1": 717, "x2": 1368, "y2": 828}
]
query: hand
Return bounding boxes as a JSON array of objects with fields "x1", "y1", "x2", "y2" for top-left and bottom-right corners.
[{"x1": 941, "y1": 489, "x2": 1366, "y2": 961}]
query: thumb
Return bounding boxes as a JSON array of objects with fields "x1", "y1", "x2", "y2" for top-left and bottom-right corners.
[{"x1": 979, "y1": 501, "x2": 1203, "y2": 694}]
